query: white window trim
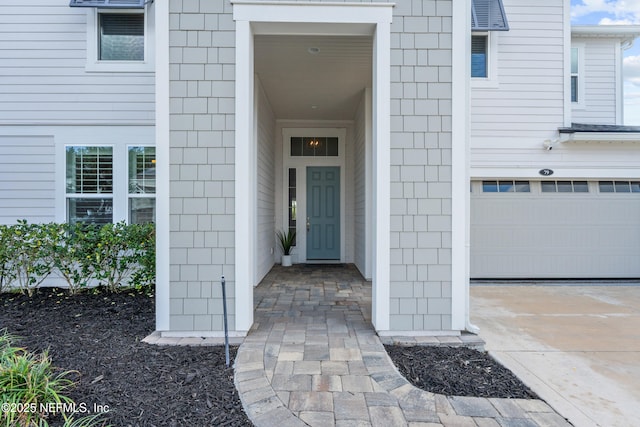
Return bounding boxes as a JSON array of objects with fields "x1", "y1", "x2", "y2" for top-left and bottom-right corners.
[
  {"x1": 471, "y1": 31, "x2": 499, "y2": 89},
  {"x1": 127, "y1": 145, "x2": 156, "y2": 224},
  {"x1": 64, "y1": 144, "x2": 118, "y2": 224},
  {"x1": 282, "y1": 128, "x2": 347, "y2": 265},
  {"x1": 85, "y1": 6, "x2": 155, "y2": 73},
  {"x1": 571, "y1": 43, "x2": 585, "y2": 109}
]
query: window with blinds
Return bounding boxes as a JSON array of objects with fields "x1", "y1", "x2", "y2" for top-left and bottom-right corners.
[
  {"x1": 471, "y1": 35, "x2": 488, "y2": 78},
  {"x1": 128, "y1": 147, "x2": 156, "y2": 224},
  {"x1": 99, "y1": 13, "x2": 144, "y2": 61},
  {"x1": 66, "y1": 147, "x2": 114, "y2": 225}
]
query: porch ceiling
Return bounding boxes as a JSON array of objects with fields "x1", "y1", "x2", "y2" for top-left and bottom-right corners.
[{"x1": 254, "y1": 35, "x2": 373, "y2": 121}]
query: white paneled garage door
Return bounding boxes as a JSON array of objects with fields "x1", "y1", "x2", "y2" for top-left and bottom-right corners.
[{"x1": 471, "y1": 180, "x2": 640, "y2": 278}]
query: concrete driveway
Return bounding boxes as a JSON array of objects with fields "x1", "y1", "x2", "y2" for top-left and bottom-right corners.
[{"x1": 471, "y1": 284, "x2": 640, "y2": 427}]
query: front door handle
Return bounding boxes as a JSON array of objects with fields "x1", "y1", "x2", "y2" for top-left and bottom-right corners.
[{"x1": 307, "y1": 217, "x2": 310, "y2": 232}]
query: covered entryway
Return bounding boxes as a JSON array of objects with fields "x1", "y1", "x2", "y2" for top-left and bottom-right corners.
[
  {"x1": 233, "y1": 2, "x2": 392, "y2": 333},
  {"x1": 471, "y1": 180, "x2": 640, "y2": 278}
]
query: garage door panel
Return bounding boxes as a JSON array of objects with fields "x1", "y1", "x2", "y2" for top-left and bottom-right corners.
[{"x1": 471, "y1": 181, "x2": 640, "y2": 278}]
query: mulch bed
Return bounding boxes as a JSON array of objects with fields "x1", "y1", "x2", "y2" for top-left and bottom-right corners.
[
  {"x1": 1, "y1": 288, "x2": 536, "y2": 426},
  {"x1": 0, "y1": 288, "x2": 250, "y2": 427},
  {"x1": 385, "y1": 345, "x2": 538, "y2": 399}
]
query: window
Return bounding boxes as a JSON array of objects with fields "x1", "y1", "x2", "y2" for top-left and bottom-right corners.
[
  {"x1": 290, "y1": 137, "x2": 339, "y2": 157},
  {"x1": 571, "y1": 47, "x2": 579, "y2": 103},
  {"x1": 66, "y1": 147, "x2": 113, "y2": 226},
  {"x1": 541, "y1": 181, "x2": 589, "y2": 193},
  {"x1": 128, "y1": 147, "x2": 155, "y2": 224},
  {"x1": 472, "y1": 35, "x2": 488, "y2": 78},
  {"x1": 85, "y1": 7, "x2": 154, "y2": 72},
  {"x1": 470, "y1": 0, "x2": 508, "y2": 85},
  {"x1": 482, "y1": 180, "x2": 530, "y2": 193},
  {"x1": 287, "y1": 168, "x2": 297, "y2": 246},
  {"x1": 599, "y1": 181, "x2": 640, "y2": 193},
  {"x1": 99, "y1": 13, "x2": 144, "y2": 61}
]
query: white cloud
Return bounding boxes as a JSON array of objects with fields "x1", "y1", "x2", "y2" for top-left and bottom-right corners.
[
  {"x1": 571, "y1": 0, "x2": 640, "y2": 23},
  {"x1": 624, "y1": 55, "x2": 640, "y2": 83},
  {"x1": 624, "y1": 56, "x2": 640, "y2": 124},
  {"x1": 598, "y1": 17, "x2": 636, "y2": 25}
]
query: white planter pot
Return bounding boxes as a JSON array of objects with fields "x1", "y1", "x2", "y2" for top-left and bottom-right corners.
[{"x1": 281, "y1": 255, "x2": 292, "y2": 267}]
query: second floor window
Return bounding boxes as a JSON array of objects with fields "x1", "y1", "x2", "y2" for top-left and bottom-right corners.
[
  {"x1": 472, "y1": 35, "x2": 488, "y2": 78},
  {"x1": 99, "y1": 13, "x2": 144, "y2": 61},
  {"x1": 571, "y1": 47, "x2": 579, "y2": 103}
]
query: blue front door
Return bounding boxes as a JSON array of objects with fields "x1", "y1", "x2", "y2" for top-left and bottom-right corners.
[{"x1": 307, "y1": 167, "x2": 340, "y2": 260}]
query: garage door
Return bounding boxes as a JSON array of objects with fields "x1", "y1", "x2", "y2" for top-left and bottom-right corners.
[{"x1": 471, "y1": 180, "x2": 640, "y2": 279}]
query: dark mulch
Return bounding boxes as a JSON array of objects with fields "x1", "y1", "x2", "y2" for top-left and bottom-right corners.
[
  {"x1": 1, "y1": 288, "x2": 537, "y2": 426},
  {"x1": 385, "y1": 345, "x2": 538, "y2": 399},
  {"x1": 0, "y1": 288, "x2": 251, "y2": 427}
]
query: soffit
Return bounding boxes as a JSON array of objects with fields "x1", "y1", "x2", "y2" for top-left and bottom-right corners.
[{"x1": 254, "y1": 35, "x2": 373, "y2": 121}]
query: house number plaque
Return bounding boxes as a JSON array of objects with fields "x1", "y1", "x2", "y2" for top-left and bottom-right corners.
[{"x1": 539, "y1": 169, "x2": 554, "y2": 176}]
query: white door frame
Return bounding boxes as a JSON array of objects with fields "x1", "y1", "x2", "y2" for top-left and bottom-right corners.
[
  {"x1": 233, "y1": 1, "x2": 392, "y2": 333},
  {"x1": 282, "y1": 128, "x2": 347, "y2": 263}
]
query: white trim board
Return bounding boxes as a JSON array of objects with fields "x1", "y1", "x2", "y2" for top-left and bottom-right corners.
[{"x1": 282, "y1": 128, "x2": 347, "y2": 264}]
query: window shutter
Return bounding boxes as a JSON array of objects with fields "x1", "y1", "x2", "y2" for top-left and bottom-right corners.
[
  {"x1": 70, "y1": 0, "x2": 146, "y2": 9},
  {"x1": 101, "y1": 14, "x2": 144, "y2": 36},
  {"x1": 472, "y1": 0, "x2": 509, "y2": 31}
]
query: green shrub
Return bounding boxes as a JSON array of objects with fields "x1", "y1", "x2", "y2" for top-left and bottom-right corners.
[
  {"x1": 9, "y1": 221, "x2": 57, "y2": 296},
  {"x1": 51, "y1": 223, "x2": 95, "y2": 295},
  {"x1": 0, "y1": 330, "x2": 74, "y2": 426},
  {"x1": 0, "y1": 221, "x2": 155, "y2": 295},
  {"x1": 0, "y1": 225, "x2": 17, "y2": 293},
  {"x1": 0, "y1": 331, "x2": 110, "y2": 427}
]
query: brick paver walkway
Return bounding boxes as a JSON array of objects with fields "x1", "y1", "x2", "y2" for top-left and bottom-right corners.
[{"x1": 234, "y1": 264, "x2": 572, "y2": 427}]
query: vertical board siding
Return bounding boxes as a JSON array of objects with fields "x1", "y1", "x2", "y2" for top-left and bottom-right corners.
[
  {"x1": 0, "y1": 0, "x2": 154, "y2": 124},
  {"x1": 0, "y1": 136, "x2": 55, "y2": 224},
  {"x1": 572, "y1": 38, "x2": 617, "y2": 124},
  {"x1": 389, "y1": 0, "x2": 453, "y2": 331},
  {"x1": 470, "y1": 0, "x2": 565, "y2": 168},
  {"x1": 256, "y1": 79, "x2": 276, "y2": 283}
]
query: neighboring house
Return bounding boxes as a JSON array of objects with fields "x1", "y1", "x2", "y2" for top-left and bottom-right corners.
[
  {"x1": 0, "y1": 0, "x2": 637, "y2": 339},
  {"x1": 469, "y1": 6, "x2": 640, "y2": 279}
]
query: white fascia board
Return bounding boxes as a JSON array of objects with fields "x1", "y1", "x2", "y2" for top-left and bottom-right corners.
[
  {"x1": 235, "y1": 20, "x2": 255, "y2": 334},
  {"x1": 566, "y1": 132, "x2": 640, "y2": 143},
  {"x1": 232, "y1": 1, "x2": 394, "y2": 25},
  {"x1": 451, "y1": 0, "x2": 472, "y2": 332},
  {"x1": 372, "y1": 20, "x2": 391, "y2": 332},
  {"x1": 470, "y1": 167, "x2": 640, "y2": 179},
  {"x1": 154, "y1": 0, "x2": 170, "y2": 332},
  {"x1": 572, "y1": 25, "x2": 640, "y2": 38}
]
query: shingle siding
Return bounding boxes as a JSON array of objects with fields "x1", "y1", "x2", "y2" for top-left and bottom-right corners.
[
  {"x1": 389, "y1": 0, "x2": 453, "y2": 331},
  {"x1": 169, "y1": 0, "x2": 235, "y2": 332},
  {"x1": 168, "y1": 0, "x2": 455, "y2": 332}
]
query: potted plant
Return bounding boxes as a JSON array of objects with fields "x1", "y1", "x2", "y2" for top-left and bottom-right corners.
[{"x1": 276, "y1": 229, "x2": 296, "y2": 267}]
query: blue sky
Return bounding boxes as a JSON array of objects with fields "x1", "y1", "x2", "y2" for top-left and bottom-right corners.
[{"x1": 571, "y1": 0, "x2": 640, "y2": 124}]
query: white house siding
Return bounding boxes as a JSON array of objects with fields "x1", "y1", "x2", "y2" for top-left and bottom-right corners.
[
  {"x1": 168, "y1": 0, "x2": 236, "y2": 332},
  {"x1": 389, "y1": 0, "x2": 453, "y2": 331},
  {"x1": 0, "y1": 1, "x2": 154, "y2": 125},
  {"x1": 354, "y1": 90, "x2": 371, "y2": 279},
  {"x1": 255, "y1": 78, "x2": 276, "y2": 283},
  {"x1": 470, "y1": 0, "x2": 566, "y2": 172},
  {"x1": 571, "y1": 37, "x2": 618, "y2": 125},
  {"x1": 0, "y1": 136, "x2": 55, "y2": 224}
]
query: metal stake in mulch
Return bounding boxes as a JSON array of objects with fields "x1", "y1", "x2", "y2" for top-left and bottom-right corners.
[{"x1": 221, "y1": 275, "x2": 230, "y2": 368}]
